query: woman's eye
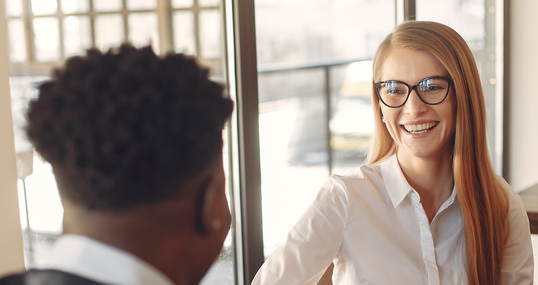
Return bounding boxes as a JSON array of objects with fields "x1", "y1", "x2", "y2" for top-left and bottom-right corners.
[
  {"x1": 387, "y1": 89, "x2": 404, "y2": 94},
  {"x1": 424, "y1": 86, "x2": 442, "y2": 91}
]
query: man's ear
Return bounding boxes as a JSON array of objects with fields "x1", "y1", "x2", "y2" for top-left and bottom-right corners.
[{"x1": 194, "y1": 175, "x2": 217, "y2": 236}]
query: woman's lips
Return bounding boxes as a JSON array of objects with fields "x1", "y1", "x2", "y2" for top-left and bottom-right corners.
[{"x1": 401, "y1": 121, "x2": 438, "y2": 134}]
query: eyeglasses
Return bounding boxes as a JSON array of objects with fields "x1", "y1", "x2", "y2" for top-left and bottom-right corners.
[{"x1": 374, "y1": 76, "x2": 452, "y2": 108}]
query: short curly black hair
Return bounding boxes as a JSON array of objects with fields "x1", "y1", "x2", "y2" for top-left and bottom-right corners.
[{"x1": 26, "y1": 44, "x2": 234, "y2": 211}]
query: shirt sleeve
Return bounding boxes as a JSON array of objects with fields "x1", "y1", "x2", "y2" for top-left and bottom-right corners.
[
  {"x1": 251, "y1": 175, "x2": 349, "y2": 285},
  {"x1": 498, "y1": 178, "x2": 534, "y2": 285}
]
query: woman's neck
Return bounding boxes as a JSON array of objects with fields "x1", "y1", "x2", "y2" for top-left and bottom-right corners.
[{"x1": 396, "y1": 150, "x2": 454, "y2": 222}]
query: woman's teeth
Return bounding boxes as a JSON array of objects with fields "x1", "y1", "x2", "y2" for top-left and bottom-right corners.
[{"x1": 403, "y1": 122, "x2": 437, "y2": 134}]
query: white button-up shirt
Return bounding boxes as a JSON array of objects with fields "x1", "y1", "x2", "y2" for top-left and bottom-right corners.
[
  {"x1": 252, "y1": 154, "x2": 534, "y2": 285},
  {"x1": 38, "y1": 234, "x2": 174, "y2": 285}
]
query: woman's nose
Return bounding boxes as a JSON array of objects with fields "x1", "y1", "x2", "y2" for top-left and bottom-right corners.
[{"x1": 403, "y1": 89, "x2": 428, "y2": 116}]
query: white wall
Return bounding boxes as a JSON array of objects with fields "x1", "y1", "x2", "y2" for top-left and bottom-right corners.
[
  {"x1": 508, "y1": 1, "x2": 538, "y2": 282},
  {"x1": 507, "y1": 0, "x2": 538, "y2": 192},
  {"x1": 0, "y1": 3, "x2": 25, "y2": 277}
]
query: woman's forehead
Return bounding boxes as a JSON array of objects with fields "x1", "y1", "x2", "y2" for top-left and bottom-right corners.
[{"x1": 379, "y1": 47, "x2": 448, "y2": 83}]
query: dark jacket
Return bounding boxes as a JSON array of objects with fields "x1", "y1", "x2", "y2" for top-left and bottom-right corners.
[{"x1": 0, "y1": 270, "x2": 104, "y2": 285}]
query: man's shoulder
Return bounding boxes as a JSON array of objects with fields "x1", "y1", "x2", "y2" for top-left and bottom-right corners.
[{"x1": 0, "y1": 269, "x2": 105, "y2": 285}]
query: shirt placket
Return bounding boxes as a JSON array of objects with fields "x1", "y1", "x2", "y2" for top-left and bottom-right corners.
[{"x1": 411, "y1": 190, "x2": 441, "y2": 285}]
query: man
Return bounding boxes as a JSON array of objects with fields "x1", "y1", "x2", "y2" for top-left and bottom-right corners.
[{"x1": 0, "y1": 44, "x2": 234, "y2": 285}]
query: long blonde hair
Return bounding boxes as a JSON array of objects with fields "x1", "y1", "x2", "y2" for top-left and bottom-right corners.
[{"x1": 366, "y1": 21, "x2": 509, "y2": 285}]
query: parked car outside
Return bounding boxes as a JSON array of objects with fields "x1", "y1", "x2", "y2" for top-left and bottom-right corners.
[{"x1": 330, "y1": 60, "x2": 374, "y2": 162}]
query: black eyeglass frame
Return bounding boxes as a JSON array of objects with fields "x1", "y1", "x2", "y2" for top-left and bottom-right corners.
[{"x1": 374, "y1": 76, "x2": 453, "y2": 108}]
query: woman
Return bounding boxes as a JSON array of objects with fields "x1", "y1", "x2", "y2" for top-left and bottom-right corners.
[{"x1": 252, "y1": 21, "x2": 533, "y2": 285}]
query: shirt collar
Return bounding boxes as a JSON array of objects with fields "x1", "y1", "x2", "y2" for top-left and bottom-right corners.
[
  {"x1": 379, "y1": 154, "x2": 458, "y2": 209},
  {"x1": 38, "y1": 234, "x2": 175, "y2": 285},
  {"x1": 380, "y1": 154, "x2": 414, "y2": 208}
]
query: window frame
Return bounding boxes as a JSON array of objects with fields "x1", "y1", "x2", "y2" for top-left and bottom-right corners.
[{"x1": 6, "y1": 0, "x2": 223, "y2": 76}]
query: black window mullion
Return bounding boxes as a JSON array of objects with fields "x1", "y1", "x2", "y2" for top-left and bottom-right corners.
[
  {"x1": 156, "y1": 0, "x2": 173, "y2": 53},
  {"x1": 193, "y1": 0, "x2": 201, "y2": 57},
  {"x1": 22, "y1": 0, "x2": 35, "y2": 63},
  {"x1": 56, "y1": 0, "x2": 66, "y2": 59},
  {"x1": 396, "y1": 0, "x2": 416, "y2": 24},
  {"x1": 406, "y1": 0, "x2": 416, "y2": 20},
  {"x1": 122, "y1": 0, "x2": 128, "y2": 43},
  {"x1": 228, "y1": 0, "x2": 264, "y2": 283}
]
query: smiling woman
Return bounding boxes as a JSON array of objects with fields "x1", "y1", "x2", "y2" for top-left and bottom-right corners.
[
  {"x1": 252, "y1": 21, "x2": 534, "y2": 285},
  {"x1": 376, "y1": 48, "x2": 456, "y2": 165}
]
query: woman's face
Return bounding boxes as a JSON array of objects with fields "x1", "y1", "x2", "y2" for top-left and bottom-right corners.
[{"x1": 379, "y1": 47, "x2": 456, "y2": 160}]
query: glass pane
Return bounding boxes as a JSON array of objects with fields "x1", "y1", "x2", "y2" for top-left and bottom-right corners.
[
  {"x1": 416, "y1": 0, "x2": 502, "y2": 173},
  {"x1": 258, "y1": 69, "x2": 330, "y2": 255},
  {"x1": 199, "y1": 10, "x2": 221, "y2": 59},
  {"x1": 94, "y1": 0, "x2": 122, "y2": 12},
  {"x1": 172, "y1": 0, "x2": 193, "y2": 8},
  {"x1": 61, "y1": 0, "x2": 89, "y2": 14},
  {"x1": 127, "y1": 0, "x2": 157, "y2": 10},
  {"x1": 63, "y1": 16, "x2": 91, "y2": 57},
  {"x1": 7, "y1": 2, "x2": 233, "y2": 279},
  {"x1": 128, "y1": 13, "x2": 160, "y2": 52},
  {"x1": 256, "y1": 0, "x2": 394, "y2": 65},
  {"x1": 199, "y1": 0, "x2": 220, "y2": 7},
  {"x1": 330, "y1": 60, "x2": 374, "y2": 173},
  {"x1": 173, "y1": 11, "x2": 196, "y2": 55},
  {"x1": 10, "y1": 77, "x2": 41, "y2": 156},
  {"x1": 10, "y1": 76, "x2": 61, "y2": 269},
  {"x1": 6, "y1": 19, "x2": 27, "y2": 62},
  {"x1": 200, "y1": 240, "x2": 234, "y2": 284},
  {"x1": 201, "y1": 134, "x2": 234, "y2": 284},
  {"x1": 95, "y1": 14, "x2": 124, "y2": 51},
  {"x1": 31, "y1": 0, "x2": 57, "y2": 15},
  {"x1": 417, "y1": 0, "x2": 485, "y2": 50},
  {"x1": 255, "y1": 0, "x2": 395, "y2": 257},
  {"x1": 24, "y1": 154, "x2": 63, "y2": 232},
  {"x1": 33, "y1": 18, "x2": 60, "y2": 62},
  {"x1": 5, "y1": 0, "x2": 23, "y2": 17}
]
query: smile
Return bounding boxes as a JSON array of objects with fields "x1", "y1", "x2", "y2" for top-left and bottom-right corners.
[{"x1": 402, "y1": 122, "x2": 438, "y2": 134}]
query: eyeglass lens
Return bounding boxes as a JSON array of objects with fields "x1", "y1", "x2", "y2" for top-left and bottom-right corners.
[{"x1": 376, "y1": 77, "x2": 450, "y2": 107}]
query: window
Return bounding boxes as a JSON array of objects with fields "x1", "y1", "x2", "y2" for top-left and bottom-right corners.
[
  {"x1": 4, "y1": 0, "x2": 505, "y2": 283},
  {"x1": 416, "y1": 0, "x2": 504, "y2": 173},
  {"x1": 5, "y1": 0, "x2": 233, "y2": 283},
  {"x1": 254, "y1": 0, "x2": 505, "y2": 273},
  {"x1": 255, "y1": 0, "x2": 396, "y2": 257}
]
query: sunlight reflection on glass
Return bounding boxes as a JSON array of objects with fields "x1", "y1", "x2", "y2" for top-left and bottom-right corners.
[
  {"x1": 33, "y1": 18, "x2": 60, "y2": 62},
  {"x1": 95, "y1": 14, "x2": 124, "y2": 51},
  {"x1": 17, "y1": 179, "x2": 28, "y2": 230},
  {"x1": 64, "y1": 16, "x2": 91, "y2": 57},
  {"x1": 173, "y1": 11, "x2": 196, "y2": 55},
  {"x1": 5, "y1": 0, "x2": 23, "y2": 16},
  {"x1": 61, "y1": 0, "x2": 89, "y2": 14},
  {"x1": 127, "y1": 0, "x2": 157, "y2": 10},
  {"x1": 199, "y1": 0, "x2": 220, "y2": 7},
  {"x1": 24, "y1": 154, "x2": 63, "y2": 233},
  {"x1": 31, "y1": 0, "x2": 57, "y2": 15},
  {"x1": 172, "y1": 0, "x2": 193, "y2": 8},
  {"x1": 128, "y1": 13, "x2": 160, "y2": 52},
  {"x1": 416, "y1": 0, "x2": 485, "y2": 50},
  {"x1": 7, "y1": 19, "x2": 27, "y2": 62},
  {"x1": 199, "y1": 10, "x2": 221, "y2": 59},
  {"x1": 94, "y1": 0, "x2": 122, "y2": 12}
]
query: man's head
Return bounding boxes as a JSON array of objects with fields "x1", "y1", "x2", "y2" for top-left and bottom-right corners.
[
  {"x1": 26, "y1": 44, "x2": 233, "y2": 211},
  {"x1": 25, "y1": 45, "x2": 234, "y2": 283}
]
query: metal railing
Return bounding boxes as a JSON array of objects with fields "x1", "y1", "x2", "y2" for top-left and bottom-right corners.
[{"x1": 258, "y1": 58, "x2": 370, "y2": 174}]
